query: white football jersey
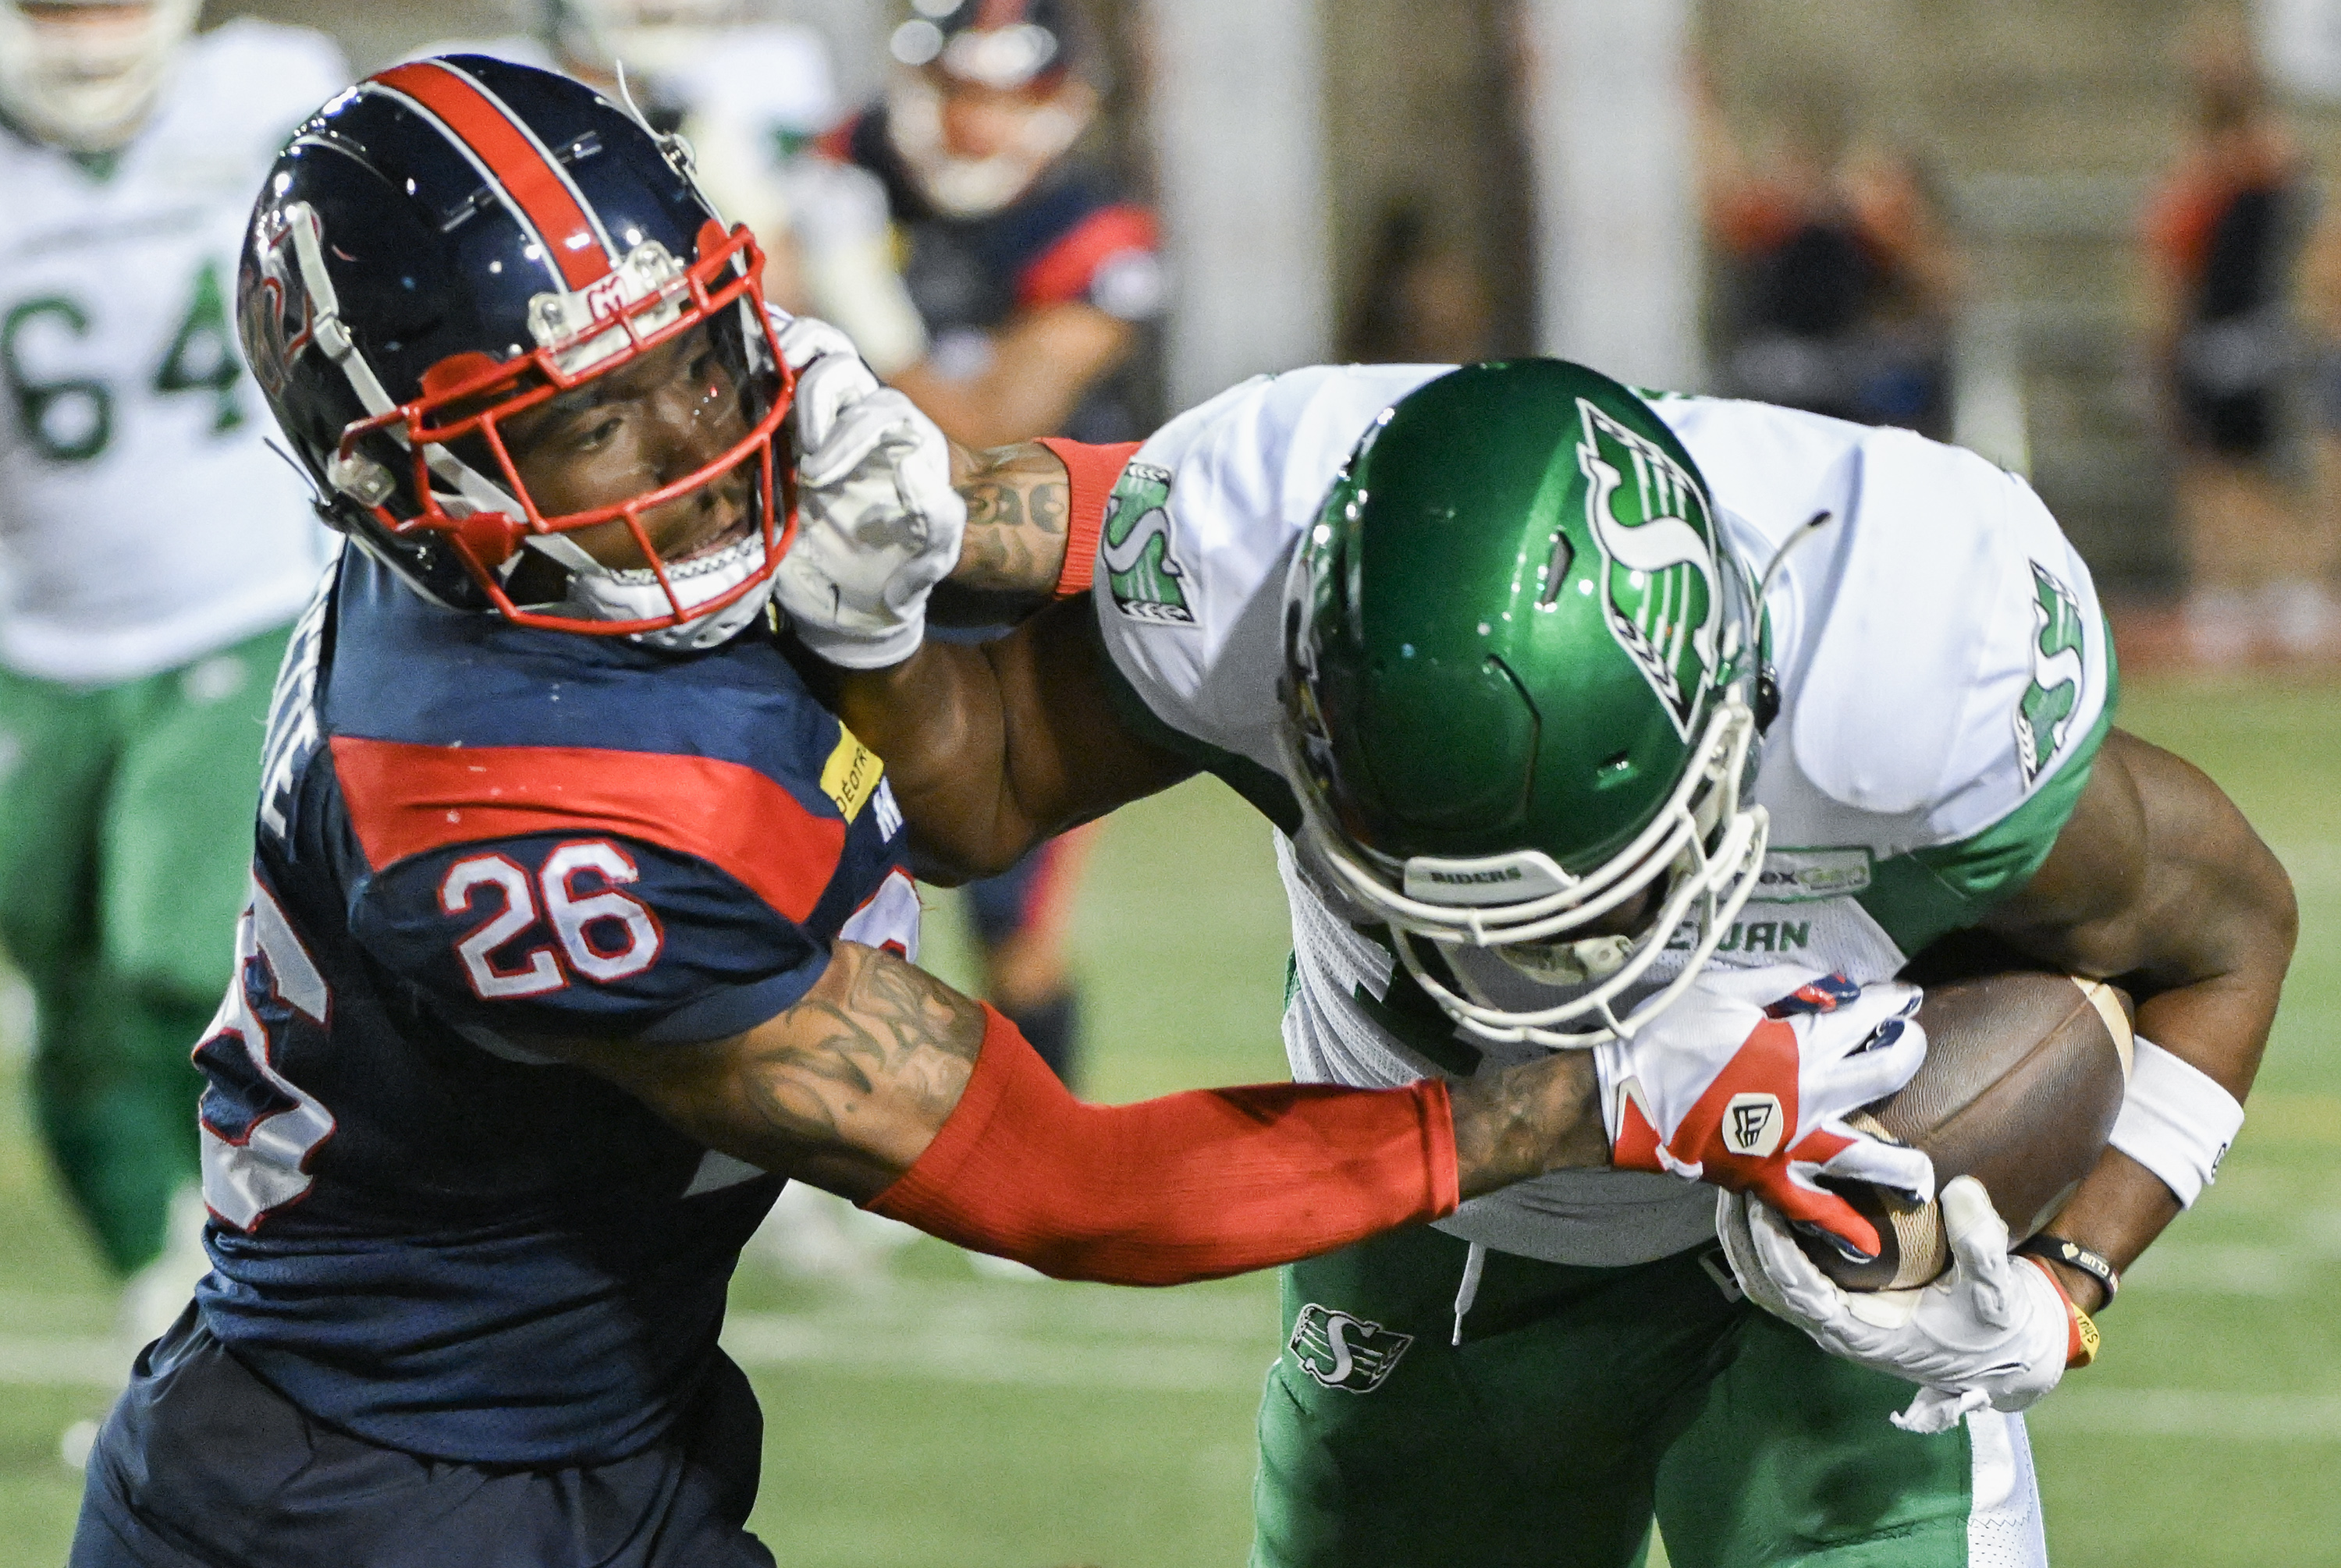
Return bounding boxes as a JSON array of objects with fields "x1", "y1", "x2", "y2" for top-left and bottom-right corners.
[
  {"x1": 0, "y1": 20, "x2": 346, "y2": 685},
  {"x1": 1092, "y1": 366, "x2": 2114, "y2": 1268}
]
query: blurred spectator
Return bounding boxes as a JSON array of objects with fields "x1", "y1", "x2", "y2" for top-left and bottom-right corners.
[
  {"x1": 0, "y1": 1, "x2": 344, "y2": 1357},
  {"x1": 2294, "y1": 200, "x2": 2341, "y2": 641},
  {"x1": 816, "y1": 0, "x2": 1169, "y2": 1097},
  {"x1": 819, "y1": 0, "x2": 1164, "y2": 449},
  {"x1": 1341, "y1": 198, "x2": 1495, "y2": 367},
  {"x1": 2142, "y1": 20, "x2": 2327, "y2": 662},
  {"x1": 1701, "y1": 85, "x2": 1963, "y2": 438}
]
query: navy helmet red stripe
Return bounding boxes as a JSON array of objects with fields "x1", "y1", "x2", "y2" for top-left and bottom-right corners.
[
  {"x1": 366, "y1": 59, "x2": 618, "y2": 293},
  {"x1": 238, "y1": 55, "x2": 794, "y2": 641}
]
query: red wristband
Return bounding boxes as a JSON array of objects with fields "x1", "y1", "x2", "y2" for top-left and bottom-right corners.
[
  {"x1": 1034, "y1": 438, "x2": 1141, "y2": 598},
  {"x1": 869, "y1": 1004, "x2": 1459, "y2": 1285}
]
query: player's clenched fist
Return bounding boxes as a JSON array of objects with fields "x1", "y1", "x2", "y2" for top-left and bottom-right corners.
[
  {"x1": 773, "y1": 314, "x2": 966, "y2": 669},
  {"x1": 1595, "y1": 967, "x2": 1935, "y2": 1261}
]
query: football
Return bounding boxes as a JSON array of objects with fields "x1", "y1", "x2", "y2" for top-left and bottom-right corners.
[{"x1": 1797, "y1": 970, "x2": 2135, "y2": 1291}]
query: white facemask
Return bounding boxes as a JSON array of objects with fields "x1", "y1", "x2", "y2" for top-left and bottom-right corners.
[
  {"x1": 0, "y1": 0, "x2": 198, "y2": 153},
  {"x1": 529, "y1": 527, "x2": 777, "y2": 653}
]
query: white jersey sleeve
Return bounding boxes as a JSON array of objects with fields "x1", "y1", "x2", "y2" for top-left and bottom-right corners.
[
  {"x1": 1654, "y1": 395, "x2": 2114, "y2": 950},
  {"x1": 1088, "y1": 364, "x2": 1453, "y2": 796}
]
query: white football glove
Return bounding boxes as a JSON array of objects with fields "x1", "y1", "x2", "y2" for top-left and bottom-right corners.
[
  {"x1": 1717, "y1": 1176, "x2": 2073, "y2": 1434},
  {"x1": 772, "y1": 314, "x2": 966, "y2": 670},
  {"x1": 1596, "y1": 967, "x2": 1934, "y2": 1263}
]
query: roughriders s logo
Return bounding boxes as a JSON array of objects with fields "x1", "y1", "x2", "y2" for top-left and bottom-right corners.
[
  {"x1": 2014, "y1": 562, "x2": 2086, "y2": 786},
  {"x1": 1289, "y1": 1304, "x2": 1414, "y2": 1392},
  {"x1": 1099, "y1": 461, "x2": 1194, "y2": 626},
  {"x1": 1576, "y1": 399, "x2": 1723, "y2": 736}
]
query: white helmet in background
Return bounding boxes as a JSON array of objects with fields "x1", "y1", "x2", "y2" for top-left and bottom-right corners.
[
  {"x1": 0, "y1": 0, "x2": 199, "y2": 152},
  {"x1": 541, "y1": 0, "x2": 752, "y2": 80}
]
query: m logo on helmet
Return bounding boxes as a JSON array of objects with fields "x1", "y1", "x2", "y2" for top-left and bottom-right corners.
[
  {"x1": 1575, "y1": 399, "x2": 1722, "y2": 737},
  {"x1": 1099, "y1": 461, "x2": 1193, "y2": 625},
  {"x1": 238, "y1": 206, "x2": 319, "y2": 399}
]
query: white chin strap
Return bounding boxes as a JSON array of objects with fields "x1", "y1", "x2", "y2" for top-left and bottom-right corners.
[
  {"x1": 885, "y1": 73, "x2": 1091, "y2": 218},
  {"x1": 529, "y1": 528, "x2": 776, "y2": 652},
  {"x1": 0, "y1": 0, "x2": 197, "y2": 153}
]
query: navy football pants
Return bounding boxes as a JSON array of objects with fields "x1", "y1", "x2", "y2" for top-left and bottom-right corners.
[{"x1": 71, "y1": 1308, "x2": 775, "y2": 1567}]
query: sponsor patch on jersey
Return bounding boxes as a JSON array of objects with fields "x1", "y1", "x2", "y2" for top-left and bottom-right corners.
[
  {"x1": 820, "y1": 727, "x2": 884, "y2": 821},
  {"x1": 1288, "y1": 1303, "x2": 1414, "y2": 1392},
  {"x1": 1751, "y1": 847, "x2": 1874, "y2": 903},
  {"x1": 2014, "y1": 562, "x2": 2086, "y2": 787},
  {"x1": 1099, "y1": 460, "x2": 1195, "y2": 626},
  {"x1": 1575, "y1": 399, "x2": 1723, "y2": 737}
]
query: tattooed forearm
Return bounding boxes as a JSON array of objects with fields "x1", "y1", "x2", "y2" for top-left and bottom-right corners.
[
  {"x1": 950, "y1": 442, "x2": 1071, "y2": 595},
  {"x1": 737, "y1": 942, "x2": 985, "y2": 1151},
  {"x1": 1447, "y1": 1054, "x2": 1607, "y2": 1198},
  {"x1": 524, "y1": 942, "x2": 989, "y2": 1201}
]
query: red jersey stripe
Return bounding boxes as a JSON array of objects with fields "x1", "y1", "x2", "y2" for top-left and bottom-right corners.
[
  {"x1": 1017, "y1": 204, "x2": 1159, "y2": 310},
  {"x1": 372, "y1": 61, "x2": 612, "y2": 292},
  {"x1": 330, "y1": 736, "x2": 844, "y2": 925}
]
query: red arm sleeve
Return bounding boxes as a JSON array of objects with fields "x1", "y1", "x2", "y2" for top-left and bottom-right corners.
[
  {"x1": 868, "y1": 1006, "x2": 1460, "y2": 1285},
  {"x1": 1035, "y1": 437, "x2": 1140, "y2": 599}
]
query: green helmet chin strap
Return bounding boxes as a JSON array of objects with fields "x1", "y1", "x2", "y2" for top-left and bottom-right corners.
[{"x1": 1277, "y1": 360, "x2": 1771, "y2": 1048}]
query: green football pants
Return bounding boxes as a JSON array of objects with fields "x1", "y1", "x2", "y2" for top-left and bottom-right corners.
[
  {"x1": 1252, "y1": 1223, "x2": 2044, "y2": 1568},
  {"x1": 0, "y1": 626, "x2": 288, "y2": 1277}
]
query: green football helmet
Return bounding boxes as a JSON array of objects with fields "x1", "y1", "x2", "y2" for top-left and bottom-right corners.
[{"x1": 1277, "y1": 360, "x2": 1769, "y2": 1047}]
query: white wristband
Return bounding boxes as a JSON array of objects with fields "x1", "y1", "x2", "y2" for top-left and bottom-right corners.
[{"x1": 2108, "y1": 1036, "x2": 2245, "y2": 1209}]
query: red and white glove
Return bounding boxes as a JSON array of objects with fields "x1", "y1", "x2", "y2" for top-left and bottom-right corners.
[
  {"x1": 1718, "y1": 1176, "x2": 2077, "y2": 1432},
  {"x1": 1593, "y1": 966, "x2": 1934, "y2": 1262},
  {"x1": 772, "y1": 314, "x2": 965, "y2": 670}
]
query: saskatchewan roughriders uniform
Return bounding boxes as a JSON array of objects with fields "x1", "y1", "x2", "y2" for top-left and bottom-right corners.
[
  {"x1": 1084, "y1": 364, "x2": 2111, "y2": 1568},
  {"x1": 0, "y1": 20, "x2": 344, "y2": 1286}
]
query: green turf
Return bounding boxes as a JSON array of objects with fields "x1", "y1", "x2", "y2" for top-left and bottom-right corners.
[{"x1": 2, "y1": 678, "x2": 2336, "y2": 1566}]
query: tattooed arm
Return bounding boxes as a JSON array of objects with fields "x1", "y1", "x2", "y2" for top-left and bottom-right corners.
[
  {"x1": 535, "y1": 939, "x2": 1607, "y2": 1282},
  {"x1": 928, "y1": 440, "x2": 1076, "y2": 623},
  {"x1": 792, "y1": 438, "x2": 1186, "y2": 881},
  {"x1": 539, "y1": 939, "x2": 986, "y2": 1201}
]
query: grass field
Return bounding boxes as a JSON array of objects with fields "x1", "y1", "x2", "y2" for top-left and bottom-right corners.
[{"x1": 2, "y1": 676, "x2": 2337, "y2": 1566}]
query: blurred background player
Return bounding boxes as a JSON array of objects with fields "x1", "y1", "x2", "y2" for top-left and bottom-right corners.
[
  {"x1": 816, "y1": 0, "x2": 1165, "y2": 1101},
  {"x1": 0, "y1": 0, "x2": 344, "y2": 1364},
  {"x1": 1700, "y1": 76, "x2": 1966, "y2": 440},
  {"x1": 2141, "y1": 16, "x2": 2329, "y2": 664}
]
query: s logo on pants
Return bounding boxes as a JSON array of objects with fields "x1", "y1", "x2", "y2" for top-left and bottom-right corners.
[{"x1": 1290, "y1": 1304, "x2": 1414, "y2": 1393}]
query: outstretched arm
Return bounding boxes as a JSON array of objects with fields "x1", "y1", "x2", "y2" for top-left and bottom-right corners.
[
  {"x1": 1984, "y1": 728, "x2": 2297, "y2": 1308},
  {"x1": 815, "y1": 440, "x2": 1188, "y2": 883},
  {"x1": 539, "y1": 938, "x2": 1607, "y2": 1283}
]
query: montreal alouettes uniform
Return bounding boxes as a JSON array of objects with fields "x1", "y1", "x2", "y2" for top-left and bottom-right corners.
[{"x1": 189, "y1": 550, "x2": 915, "y2": 1465}]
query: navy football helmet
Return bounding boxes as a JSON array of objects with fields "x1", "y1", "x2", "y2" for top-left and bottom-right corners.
[{"x1": 236, "y1": 55, "x2": 795, "y2": 647}]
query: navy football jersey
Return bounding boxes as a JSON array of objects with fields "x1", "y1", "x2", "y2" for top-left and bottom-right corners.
[{"x1": 190, "y1": 552, "x2": 915, "y2": 1466}]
